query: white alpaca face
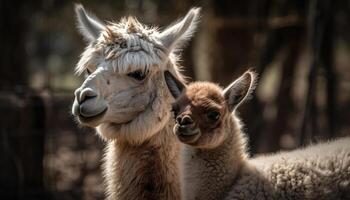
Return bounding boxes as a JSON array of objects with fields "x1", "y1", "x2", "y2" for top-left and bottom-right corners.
[
  {"x1": 72, "y1": 27, "x2": 166, "y2": 127},
  {"x1": 72, "y1": 5, "x2": 200, "y2": 143}
]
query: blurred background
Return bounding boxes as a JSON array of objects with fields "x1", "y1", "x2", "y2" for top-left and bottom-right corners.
[{"x1": 0, "y1": 0, "x2": 349, "y2": 199}]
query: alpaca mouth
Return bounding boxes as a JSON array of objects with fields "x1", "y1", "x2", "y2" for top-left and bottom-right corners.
[
  {"x1": 174, "y1": 124, "x2": 200, "y2": 143},
  {"x1": 177, "y1": 132, "x2": 201, "y2": 144},
  {"x1": 78, "y1": 107, "x2": 108, "y2": 125}
]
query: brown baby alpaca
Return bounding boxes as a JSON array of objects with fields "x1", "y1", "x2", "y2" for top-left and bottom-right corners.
[{"x1": 164, "y1": 70, "x2": 350, "y2": 200}]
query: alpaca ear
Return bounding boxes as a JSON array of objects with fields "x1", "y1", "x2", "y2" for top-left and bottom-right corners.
[
  {"x1": 164, "y1": 71, "x2": 186, "y2": 99},
  {"x1": 223, "y1": 71, "x2": 257, "y2": 112},
  {"x1": 159, "y1": 8, "x2": 201, "y2": 53},
  {"x1": 75, "y1": 4, "x2": 105, "y2": 42}
]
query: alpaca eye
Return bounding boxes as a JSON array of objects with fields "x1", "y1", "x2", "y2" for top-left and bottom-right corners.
[
  {"x1": 127, "y1": 70, "x2": 146, "y2": 81},
  {"x1": 120, "y1": 41, "x2": 127, "y2": 49},
  {"x1": 207, "y1": 111, "x2": 220, "y2": 121},
  {"x1": 86, "y1": 69, "x2": 91, "y2": 75}
]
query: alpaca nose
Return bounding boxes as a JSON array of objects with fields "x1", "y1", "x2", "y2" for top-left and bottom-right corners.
[
  {"x1": 76, "y1": 88, "x2": 98, "y2": 104},
  {"x1": 72, "y1": 87, "x2": 107, "y2": 118},
  {"x1": 177, "y1": 115, "x2": 193, "y2": 126}
]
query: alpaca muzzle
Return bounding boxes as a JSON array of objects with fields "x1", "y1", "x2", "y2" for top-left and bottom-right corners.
[
  {"x1": 72, "y1": 87, "x2": 108, "y2": 124},
  {"x1": 173, "y1": 120, "x2": 201, "y2": 144}
]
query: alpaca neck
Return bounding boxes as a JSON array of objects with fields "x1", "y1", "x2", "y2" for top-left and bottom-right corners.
[
  {"x1": 104, "y1": 122, "x2": 181, "y2": 200},
  {"x1": 182, "y1": 116, "x2": 248, "y2": 200}
]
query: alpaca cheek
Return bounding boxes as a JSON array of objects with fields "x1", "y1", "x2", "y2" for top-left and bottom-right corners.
[{"x1": 200, "y1": 128, "x2": 226, "y2": 148}]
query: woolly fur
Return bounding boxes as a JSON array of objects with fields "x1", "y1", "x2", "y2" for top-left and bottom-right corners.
[
  {"x1": 73, "y1": 5, "x2": 200, "y2": 200},
  {"x1": 175, "y1": 76, "x2": 350, "y2": 200}
]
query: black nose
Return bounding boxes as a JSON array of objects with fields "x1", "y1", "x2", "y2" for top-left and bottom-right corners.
[{"x1": 177, "y1": 115, "x2": 193, "y2": 126}]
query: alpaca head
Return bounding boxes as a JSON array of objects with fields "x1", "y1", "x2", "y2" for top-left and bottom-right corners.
[
  {"x1": 71, "y1": 4, "x2": 200, "y2": 144},
  {"x1": 164, "y1": 70, "x2": 256, "y2": 148}
]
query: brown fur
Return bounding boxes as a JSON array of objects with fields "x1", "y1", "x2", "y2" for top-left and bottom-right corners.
[
  {"x1": 172, "y1": 82, "x2": 230, "y2": 148},
  {"x1": 171, "y1": 81, "x2": 247, "y2": 200},
  {"x1": 170, "y1": 73, "x2": 350, "y2": 200}
]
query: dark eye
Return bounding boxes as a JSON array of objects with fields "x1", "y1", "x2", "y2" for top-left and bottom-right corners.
[
  {"x1": 127, "y1": 70, "x2": 146, "y2": 81},
  {"x1": 207, "y1": 111, "x2": 220, "y2": 121},
  {"x1": 86, "y1": 68, "x2": 92, "y2": 75},
  {"x1": 120, "y1": 41, "x2": 127, "y2": 49}
]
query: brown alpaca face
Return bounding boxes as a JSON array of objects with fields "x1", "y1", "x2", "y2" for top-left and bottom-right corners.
[
  {"x1": 164, "y1": 70, "x2": 256, "y2": 148},
  {"x1": 171, "y1": 83, "x2": 228, "y2": 147}
]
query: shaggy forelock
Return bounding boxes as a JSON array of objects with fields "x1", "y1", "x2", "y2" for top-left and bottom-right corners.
[
  {"x1": 185, "y1": 82, "x2": 225, "y2": 107},
  {"x1": 76, "y1": 16, "x2": 171, "y2": 75}
]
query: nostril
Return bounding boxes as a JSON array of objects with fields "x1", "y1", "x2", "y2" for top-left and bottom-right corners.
[
  {"x1": 176, "y1": 116, "x2": 182, "y2": 124},
  {"x1": 180, "y1": 115, "x2": 193, "y2": 125},
  {"x1": 79, "y1": 88, "x2": 97, "y2": 104}
]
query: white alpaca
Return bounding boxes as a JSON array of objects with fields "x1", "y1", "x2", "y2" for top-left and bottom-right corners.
[
  {"x1": 71, "y1": 4, "x2": 200, "y2": 200},
  {"x1": 164, "y1": 70, "x2": 350, "y2": 200}
]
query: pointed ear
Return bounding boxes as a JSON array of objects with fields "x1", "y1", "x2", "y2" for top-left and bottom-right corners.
[
  {"x1": 164, "y1": 71, "x2": 186, "y2": 99},
  {"x1": 159, "y1": 8, "x2": 201, "y2": 52},
  {"x1": 223, "y1": 71, "x2": 257, "y2": 112},
  {"x1": 75, "y1": 4, "x2": 105, "y2": 42}
]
